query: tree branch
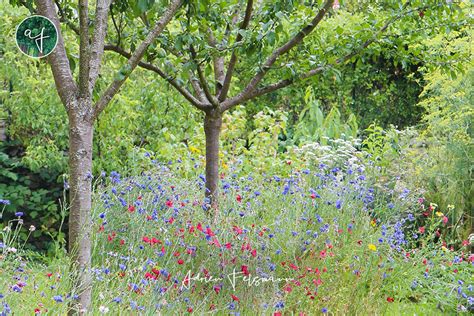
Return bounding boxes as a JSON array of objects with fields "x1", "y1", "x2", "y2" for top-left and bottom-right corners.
[
  {"x1": 104, "y1": 45, "x2": 210, "y2": 110},
  {"x1": 207, "y1": 29, "x2": 225, "y2": 96},
  {"x1": 93, "y1": 0, "x2": 183, "y2": 120},
  {"x1": 218, "y1": 0, "x2": 253, "y2": 102},
  {"x1": 34, "y1": 0, "x2": 78, "y2": 110},
  {"x1": 225, "y1": 0, "x2": 334, "y2": 108},
  {"x1": 78, "y1": 0, "x2": 91, "y2": 98},
  {"x1": 190, "y1": 45, "x2": 219, "y2": 107},
  {"x1": 54, "y1": 0, "x2": 80, "y2": 35},
  {"x1": 221, "y1": 1, "x2": 413, "y2": 111},
  {"x1": 190, "y1": 76, "x2": 207, "y2": 102},
  {"x1": 88, "y1": 0, "x2": 111, "y2": 92}
]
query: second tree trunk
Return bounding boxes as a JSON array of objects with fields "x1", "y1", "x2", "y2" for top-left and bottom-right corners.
[{"x1": 204, "y1": 111, "x2": 222, "y2": 210}]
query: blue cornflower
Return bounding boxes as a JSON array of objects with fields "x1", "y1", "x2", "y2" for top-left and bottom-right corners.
[
  {"x1": 0, "y1": 199, "x2": 10, "y2": 205},
  {"x1": 269, "y1": 263, "x2": 276, "y2": 271},
  {"x1": 53, "y1": 295, "x2": 63, "y2": 303},
  {"x1": 322, "y1": 307, "x2": 328, "y2": 313},
  {"x1": 14, "y1": 212, "x2": 23, "y2": 217}
]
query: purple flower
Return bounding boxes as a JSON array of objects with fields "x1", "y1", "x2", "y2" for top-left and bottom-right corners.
[
  {"x1": 53, "y1": 295, "x2": 63, "y2": 303},
  {"x1": 0, "y1": 199, "x2": 10, "y2": 205},
  {"x1": 14, "y1": 212, "x2": 23, "y2": 217}
]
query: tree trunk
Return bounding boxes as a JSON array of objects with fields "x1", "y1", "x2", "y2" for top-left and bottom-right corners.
[
  {"x1": 68, "y1": 111, "x2": 94, "y2": 314},
  {"x1": 204, "y1": 111, "x2": 222, "y2": 212}
]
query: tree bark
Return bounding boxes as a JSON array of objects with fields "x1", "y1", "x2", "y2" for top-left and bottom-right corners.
[
  {"x1": 204, "y1": 110, "x2": 222, "y2": 211},
  {"x1": 67, "y1": 106, "x2": 94, "y2": 314}
]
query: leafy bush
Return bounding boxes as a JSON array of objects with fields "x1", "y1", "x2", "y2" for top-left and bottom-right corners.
[{"x1": 0, "y1": 141, "x2": 64, "y2": 254}]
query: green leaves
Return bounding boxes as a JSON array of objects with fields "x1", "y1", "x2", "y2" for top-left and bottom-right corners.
[
  {"x1": 115, "y1": 64, "x2": 132, "y2": 81},
  {"x1": 130, "y1": 0, "x2": 156, "y2": 16}
]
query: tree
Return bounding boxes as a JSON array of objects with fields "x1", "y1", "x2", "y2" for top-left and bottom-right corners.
[
  {"x1": 13, "y1": 0, "x2": 183, "y2": 312},
  {"x1": 104, "y1": 0, "x2": 467, "y2": 210}
]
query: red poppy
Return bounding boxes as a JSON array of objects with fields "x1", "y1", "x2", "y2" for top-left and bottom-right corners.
[
  {"x1": 166, "y1": 200, "x2": 173, "y2": 208},
  {"x1": 289, "y1": 263, "x2": 299, "y2": 270},
  {"x1": 231, "y1": 294, "x2": 239, "y2": 301},
  {"x1": 128, "y1": 205, "x2": 135, "y2": 213},
  {"x1": 387, "y1": 297, "x2": 394, "y2": 302},
  {"x1": 251, "y1": 249, "x2": 257, "y2": 257},
  {"x1": 241, "y1": 265, "x2": 250, "y2": 276},
  {"x1": 233, "y1": 226, "x2": 243, "y2": 235},
  {"x1": 236, "y1": 195, "x2": 242, "y2": 203},
  {"x1": 197, "y1": 223, "x2": 203, "y2": 231},
  {"x1": 206, "y1": 227, "x2": 215, "y2": 236},
  {"x1": 178, "y1": 259, "x2": 184, "y2": 265},
  {"x1": 224, "y1": 242, "x2": 232, "y2": 249}
]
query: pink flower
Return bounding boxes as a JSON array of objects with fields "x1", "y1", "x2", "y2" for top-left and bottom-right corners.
[
  {"x1": 419, "y1": 226, "x2": 425, "y2": 234},
  {"x1": 442, "y1": 216, "x2": 448, "y2": 224}
]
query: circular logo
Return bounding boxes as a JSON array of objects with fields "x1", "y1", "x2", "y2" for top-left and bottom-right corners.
[{"x1": 16, "y1": 15, "x2": 58, "y2": 58}]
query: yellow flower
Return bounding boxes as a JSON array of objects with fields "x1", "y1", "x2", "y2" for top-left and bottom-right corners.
[
  {"x1": 447, "y1": 205, "x2": 455, "y2": 210},
  {"x1": 189, "y1": 146, "x2": 201, "y2": 154},
  {"x1": 370, "y1": 219, "x2": 376, "y2": 227},
  {"x1": 368, "y1": 244, "x2": 377, "y2": 251},
  {"x1": 436, "y1": 211, "x2": 444, "y2": 217},
  {"x1": 222, "y1": 162, "x2": 228, "y2": 170},
  {"x1": 441, "y1": 246, "x2": 448, "y2": 252}
]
